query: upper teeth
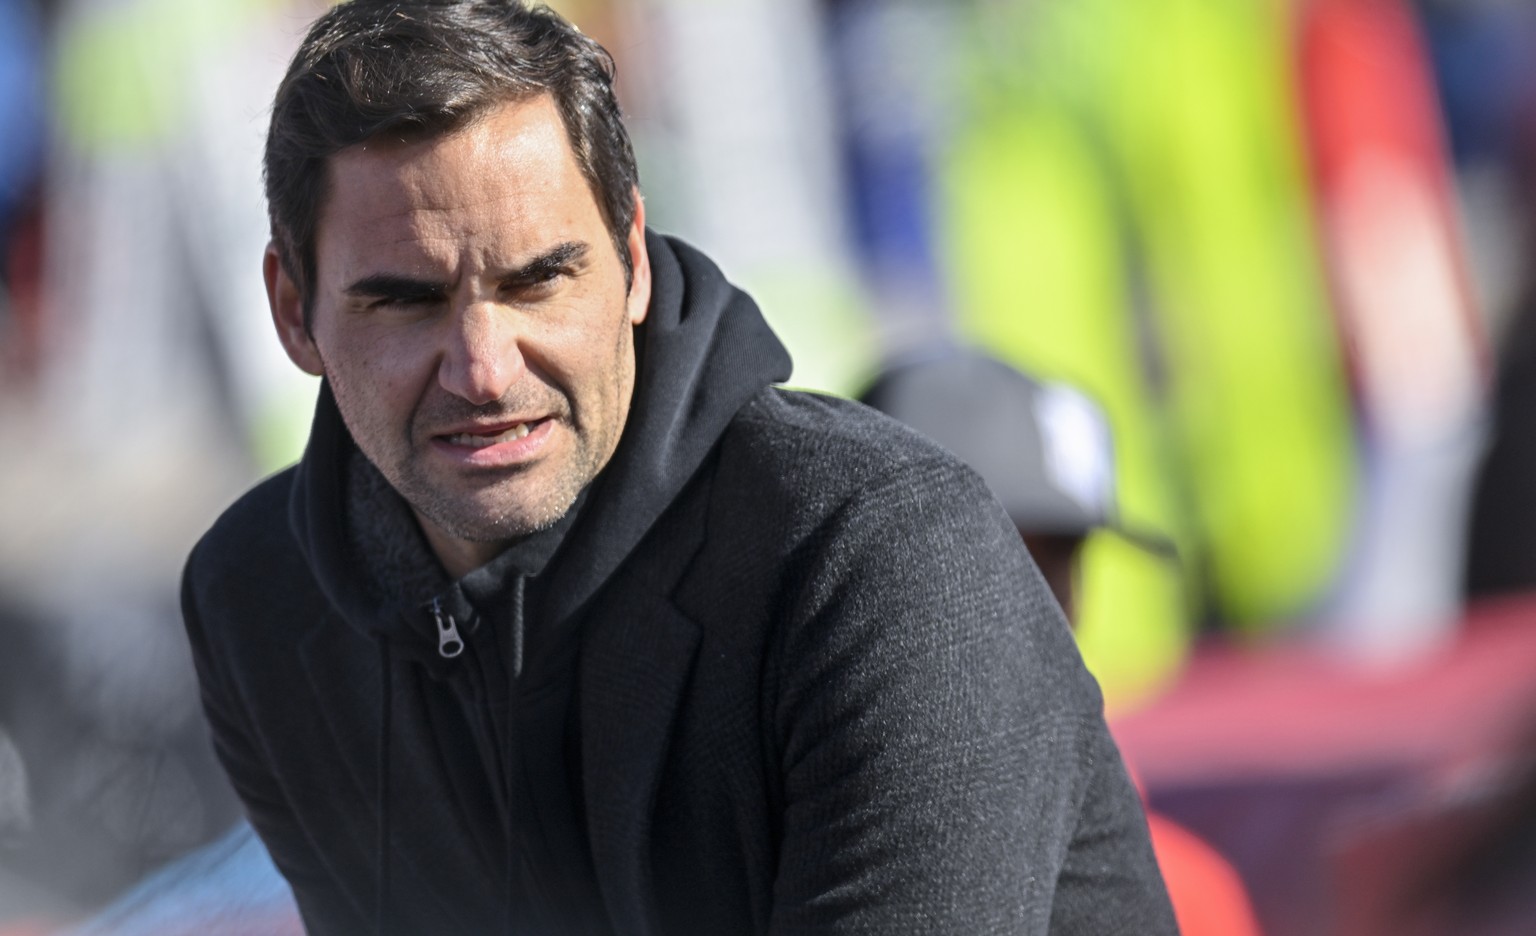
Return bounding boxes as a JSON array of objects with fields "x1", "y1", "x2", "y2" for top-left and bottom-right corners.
[{"x1": 448, "y1": 423, "x2": 531, "y2": 447}]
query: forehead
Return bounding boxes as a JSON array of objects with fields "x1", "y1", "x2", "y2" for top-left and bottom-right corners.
[{"x1": 314, "y1": 95, "x2": 597, "y2": 275}]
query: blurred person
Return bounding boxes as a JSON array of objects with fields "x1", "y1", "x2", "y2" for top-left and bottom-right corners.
[
  {"x1": 0, "y1": 0, "x2": 314, "y2": 923},
  {"x1": 39, "y1": 0, "x2": 323, "y2": 469},
  {"x1": 0, "y1": 589, "x2": 241, "y2": 926},
  {"x1": 181, "y1": 2, "x2": 1175, "y2": 934},
  {"x1": 1462, "y1": 17, "x2": 1536, "y2": 600},
  {"x1": 939, "y1": 0, "x2": 1358, "y2": 652},
  {"x1": 624, "y1": 0, "x2": 871, "y2": 393},
  {"x1": 1297, "y1": 0, "x2": 1487, "y2": 657},
  {"x1": 861, "y1": 347, "x2": 1265, "y2": 936},
  {"x1": 1464, "y1": 297, "x2": 1536, "y2": 597}
]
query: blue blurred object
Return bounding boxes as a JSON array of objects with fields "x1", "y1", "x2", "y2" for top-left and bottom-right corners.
[
  {"x1": 1417, "y1": 1, "x2": 1536, "y2": 167},
  {"x1": 0, "y1": 0, "x2": 44, "y2": 235},
  {"x1": 825, "y1": 0, "x2": 954, "y2": 340},
  {"x1": 61, "y1": 822, "x2": 299, "y2": 936}
]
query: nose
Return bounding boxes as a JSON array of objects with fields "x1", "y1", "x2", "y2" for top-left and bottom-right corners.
[{"x1": 438, "y1": 301, "x2": 522, "y2": 405}]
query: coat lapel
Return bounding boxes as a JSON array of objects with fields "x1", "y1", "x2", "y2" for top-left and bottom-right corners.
[{"x1": 580, "y1": 595, "x2": 701, "y2": 936}]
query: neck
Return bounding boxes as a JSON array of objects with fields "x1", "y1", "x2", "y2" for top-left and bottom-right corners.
[{"x1": 414, "y1": 512, "x2": 508, "y2": 580}]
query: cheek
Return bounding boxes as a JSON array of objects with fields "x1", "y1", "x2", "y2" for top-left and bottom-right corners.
[
  {"x1": 597, "y1": 316, "x2": 638, "y2": 441},
  {"x1": 534, "y1": 297, "x2": 630, "y2": 383},
  {"x1": 537, "y1": 315, "x2": 633, "y2": 444},
  {"x1": 319, "y1": 331, "x2": 432, "y2": 425}
]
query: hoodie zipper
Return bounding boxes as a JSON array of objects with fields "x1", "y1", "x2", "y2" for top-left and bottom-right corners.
[
  {"x1": 433, "y1": 597, "x2": 464, "y2": 658},
  {"x1": 504, "y1": 575, "x2": 528, "y2": 933},
  {"x1": 434, "y1": 581, "x2": 561, "y2": 932},
  {"x1": 500, "y1": 575, "x2": 563, "y2": 934}
]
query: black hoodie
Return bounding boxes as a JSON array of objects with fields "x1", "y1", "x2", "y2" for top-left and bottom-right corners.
[{"x1": 185, "y1": 232, "x2": 1175, "y2": 935}]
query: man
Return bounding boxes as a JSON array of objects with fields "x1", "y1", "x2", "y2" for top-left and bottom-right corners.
[
  {"x1": 862, "y1": 349, "x2": 1264, "y2": 936},
  {"x1": 182, "y1": 1, "x2": 1175, "y2": 933}
]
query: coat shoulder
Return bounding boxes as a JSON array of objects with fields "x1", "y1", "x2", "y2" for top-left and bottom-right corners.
[
  {"x1": 183, "y1": 467, "x2": 312, "y2": 628},
  {"x1": 724, "y1": 386, "x2": 975, "y2": 503},
  {"x1": 190, "y1": 467, "x2": 300, "y2": 567},
  {"x1": 695, "y1": 386, "x2": 1029, "y2": 627}
]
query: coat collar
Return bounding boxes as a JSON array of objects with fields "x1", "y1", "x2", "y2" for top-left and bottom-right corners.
[{"x1": 575, "y1": 463, "x2": 713, "y2": 936}]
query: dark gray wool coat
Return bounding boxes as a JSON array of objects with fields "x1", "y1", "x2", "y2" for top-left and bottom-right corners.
[{"x1": 183, "y1": 232, "x2": 1177, "y2": 935}]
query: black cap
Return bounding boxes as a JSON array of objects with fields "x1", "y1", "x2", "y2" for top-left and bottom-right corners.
[{"x1": 860, "y1": 349, "x2": 1118, "y2": 538}]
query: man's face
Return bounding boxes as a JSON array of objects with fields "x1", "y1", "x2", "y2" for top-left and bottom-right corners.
[{"x1": 267, "y1": 95, "x2": 650, "y2": 575}]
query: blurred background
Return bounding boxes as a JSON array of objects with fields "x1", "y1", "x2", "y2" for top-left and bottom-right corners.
[{"x1": 3, "y1": 0, "x2": 1536, "y2": 932}]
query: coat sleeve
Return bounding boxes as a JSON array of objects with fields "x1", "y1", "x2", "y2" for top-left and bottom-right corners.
[
  {"x1": 764, "y1": 458, "x2": 1176, "y2": 935},
  {"x1": 181, "y1": 544, "x2": 370, "y2": 936}
]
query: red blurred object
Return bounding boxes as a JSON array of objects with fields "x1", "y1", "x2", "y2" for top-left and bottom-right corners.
[
  {"x1": 1117, "y1": 599, "x2": 1536, "y2": 784},
  {"x1": 1114, "y1": 595, "x2": 1536, "y2": 935},
  {"x1": 1297, "y1": 0, "x2": 1485, "y2": 444},
  {"x1": 1147, "y1": 811, "x2": 1266, "y2": 936},
  {"x1": 2, "y1": 189, "x2": 44, "y2": 385}
]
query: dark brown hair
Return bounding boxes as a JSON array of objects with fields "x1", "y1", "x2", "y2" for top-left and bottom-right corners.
[{"x1": 264, "y1": 0, "x2": 639, "y2": 323}]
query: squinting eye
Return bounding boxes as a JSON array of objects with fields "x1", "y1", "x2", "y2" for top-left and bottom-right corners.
[
  {"x1": 369, "y1": 295, "x2": 437, "y2": 310},
  {"x1": 505, "y1": 269, "x2": 567, "y2": 295}
]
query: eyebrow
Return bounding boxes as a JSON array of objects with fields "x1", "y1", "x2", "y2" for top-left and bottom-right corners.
[
  {"x1": 342, "y1": 273, "x2": 448, "y2": 304},
  {"x1": 504, "y1": 241, "x2": 590, "y2": 284}
]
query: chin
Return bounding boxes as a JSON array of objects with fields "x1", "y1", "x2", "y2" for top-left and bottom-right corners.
[
  {"x1": 446, "y1": 494, "x2": 577, "y2": 542},
  {"x1": 403, "y1": 463, "x2": 587, "y2": 543}
]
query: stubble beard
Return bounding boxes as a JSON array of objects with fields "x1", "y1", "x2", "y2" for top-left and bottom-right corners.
[
  {"x1": 392, "y1": 387, "x2": 600, "y2": 543},
  {"x1": 407, "y1": 322, "x2": 635, "y2": 545}
]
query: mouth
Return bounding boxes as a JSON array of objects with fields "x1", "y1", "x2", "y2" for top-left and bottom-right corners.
[{"x1": 438, "y1": 418, "x2": 547, "y2": 449}]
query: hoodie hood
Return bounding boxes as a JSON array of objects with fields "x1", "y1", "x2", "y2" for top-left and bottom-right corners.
[{"x1": 287, "y1": 230, "x2": 792, "y2": 667}]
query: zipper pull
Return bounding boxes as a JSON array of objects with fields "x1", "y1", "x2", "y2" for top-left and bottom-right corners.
[{"x1": 432, "y1": 597, "x2": 464, "y2": 659}]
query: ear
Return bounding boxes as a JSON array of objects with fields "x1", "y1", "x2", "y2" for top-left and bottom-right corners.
[
  {"x1": 623, "y1": 188, "x2": 651, "y2": 327},
  {"x1": 264, "y1": 243, "x2": 324, "y2": 377}
]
